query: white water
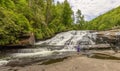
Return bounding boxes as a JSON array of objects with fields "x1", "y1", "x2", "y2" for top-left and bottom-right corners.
[
  {"x1": 2, "y1": 31, "x2": 96, "y2": 58},
  {"x1": 1, "y1": 30, "x2": 119, "y2": 66},
  {"x1": 10, "y1": 51, "x2": 53, "y2": 58},
  {"x1": 0, "y1": 31, "x2": 93, "y2": 66},
  {"x1": 36, "y1": 30, "x2": 96, "y2": 46},
  {"x1": 0, "y1": 60, "x2": 9, "y2": 66}
]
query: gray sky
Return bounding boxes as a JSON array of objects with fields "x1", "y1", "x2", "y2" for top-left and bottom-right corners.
[{"x1": 55, "y1": 0, "x2": 120, "y2": 21}]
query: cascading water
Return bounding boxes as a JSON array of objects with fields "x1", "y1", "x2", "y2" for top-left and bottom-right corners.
[
  {"x1": 36, "y1": 30, "x2": 97, "y2": 49},
  {"x1": 0, "y1": 30, "x2": 119, "y2": 66},
  {"x1": 0, "y1": 30, "x2": 97, "y2": 66}
]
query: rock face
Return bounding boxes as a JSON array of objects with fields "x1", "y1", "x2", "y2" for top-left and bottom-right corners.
[
  {"x1": 96, "y1": 29, "x2": 120, "y2": 52},
  {"x1": 36, "y1": 29, "x2": 120, "y2": 51},
  {"x1": 36, "y1": 31, "x2": 96, "y2": 50},
  {"x1": 0, "y1": 29, "x2": 119, "y2": 66},
  {"x1": 18, "y1": 33, "x2": 35, "y2": 46}
]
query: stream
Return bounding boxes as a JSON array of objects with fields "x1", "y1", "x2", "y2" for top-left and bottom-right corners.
[{"x1": 0, "y1": 30, "x2": 120, "y2": 66}]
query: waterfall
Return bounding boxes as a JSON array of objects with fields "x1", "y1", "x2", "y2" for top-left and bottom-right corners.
[
  {"x1": 0, "y1": 30, "x2": 119, "y2": 66},
  {"x1": 9, "y1": 30, "x2": 97, "y2": 59},
  {"x1": 0, "y1": 60, "x2": 8, "y2": 66},
  {"x1": 36, "y1": 30, "x2": 97, "y2": 51}
]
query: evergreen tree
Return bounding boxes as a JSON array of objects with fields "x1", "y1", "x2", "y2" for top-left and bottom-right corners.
[
  {"x1": 88, "y1": 6, "x2": 120, "y2": 30},
  {"x1": 62, "y1": 0, "x2": 73, "y2": 26},
  {"x1": 0, "y1": 0, "x2": 76, "y2": 45},
  {"x1": 76, "y1": 9, "x2": 85, "y2": 28},
  {"x1": 45, "y1": 0, "x2": 52, "y2": 25}
]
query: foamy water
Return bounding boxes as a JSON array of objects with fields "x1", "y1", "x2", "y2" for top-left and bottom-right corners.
[
  {"x1": 10, "y1": 51, "x2": 53, "y2": 58},
  {"x1": 0, "y1": 60, "x2": 9, "y2": 66},
  {"x1": 1, "y1": 30, "x2": 118, "y2": 66}
]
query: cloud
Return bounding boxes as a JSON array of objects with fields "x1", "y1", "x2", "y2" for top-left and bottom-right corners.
[{"x1": 55, "y1": 0, "x2": 120, "y2": 21}]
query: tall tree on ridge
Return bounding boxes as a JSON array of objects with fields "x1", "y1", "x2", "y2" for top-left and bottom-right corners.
[
  {"x1": 76, "y1": 9, "x2": 85, "y2": 27},
  {"x1": 62, "y1": 0, "x2": 73, "y2": 26},
  {"x1": 45, "y1": 0, "x2": 52, "y2": 25}
]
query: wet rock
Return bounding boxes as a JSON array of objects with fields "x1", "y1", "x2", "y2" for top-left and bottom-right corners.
[
  {"x1": 90, "y1": 53, "x2": 120, "y2": 60},
  {"x1": 96, "y1": 29, "x2": 120, "y2": 52}
]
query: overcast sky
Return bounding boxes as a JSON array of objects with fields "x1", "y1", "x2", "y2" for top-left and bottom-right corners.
[{"x1": 55, "y1": 0, "x2": 120, "y2": 21}]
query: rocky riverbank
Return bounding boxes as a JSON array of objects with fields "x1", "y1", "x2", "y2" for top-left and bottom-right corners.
[
  {"x1": 0, "y1": 50, "x2": 120, "y2": 71},
  {"x1": 0, "y1": 29, "x2": 120, "y2": 71}
]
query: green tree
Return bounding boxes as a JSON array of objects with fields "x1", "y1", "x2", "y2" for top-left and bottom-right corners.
[
  {"x1": 62, "y1": 0, "x2": 73, "y2": 26},
  {"x1": 76, "y1": 9, "x2": 85, "y2": 27},
  {"x1": 88, "y1": 6, "x2": 120, "y2": 30},
  {"x1": 0, "y1": 0, "x2": 76, "y2": 45}
]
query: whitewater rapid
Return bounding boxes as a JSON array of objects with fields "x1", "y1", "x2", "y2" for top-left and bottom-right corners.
[{"x1": 0, "y1": 30, "x2": 97, "y2": 66}]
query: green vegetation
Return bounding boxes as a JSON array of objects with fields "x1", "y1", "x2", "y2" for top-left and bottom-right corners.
[
  {"x1": 75, "y1": 9, "x2": 85, "y2": 30},
  {"x1": 0, "y1": 0, "x2": 77, "y2": 45},
  {"x1": 85, "y1": 6, "x2": 120, "y2": 30},
  {"x1": 0, "y1": 0, "x2": 119, "y2": 45}
]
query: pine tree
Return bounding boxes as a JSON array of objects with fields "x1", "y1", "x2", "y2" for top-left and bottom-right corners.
[
  {"x1": 62, "y1": 0, "x2": 73, "y2": 26},
  {"x1": 45, "y1": 0, "x2": 52, "y2": 24},
  {"x1": 76, "y1": 9, "x2": 85, "y2": 28}
]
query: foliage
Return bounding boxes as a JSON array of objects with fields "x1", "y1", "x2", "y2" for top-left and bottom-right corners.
[
  {"x1": 0, "y1": 0, "x2": 74, "y2": 45},
  {"x1": 76, "y1": 9, "x2": 85, "y2": 29},
  {"x1": 86, "y1": 6, "x2": 120, "y2": 30},
  {"x1": 62, "y1": 0, "x2": 73, "y2": 26},
  {"x1": 1, "y1": 0, "x2": 119, "y2": 45}
]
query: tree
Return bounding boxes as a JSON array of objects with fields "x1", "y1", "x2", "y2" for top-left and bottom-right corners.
[
  {"x1": 0, "y1": 0, "x2": 76, "y2": 45},
  {"x1": 45, "y1": 0, "x2": 52, "y2": 25},
  {"x1": 62, "y1": 0, "x2": 73, "y2": 26},
  {"x1": 88, "y1": 6, "x2": 120, "y2": 30},
  {"x1": 76, "y1": 9, "x2": 85, "y2": 28}
]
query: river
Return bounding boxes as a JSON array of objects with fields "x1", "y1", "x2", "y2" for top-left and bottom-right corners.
[{"x1": 0, "y1": 30, "x2": 120, "y2": 66}]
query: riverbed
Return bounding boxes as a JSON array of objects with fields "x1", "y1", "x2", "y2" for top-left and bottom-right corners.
[
  {"x1": 0, "y1": 50, "x2": 120, "y2": 71},
  {"x1": 0, "y1": 30, "x2": 120, "y2": 70}
]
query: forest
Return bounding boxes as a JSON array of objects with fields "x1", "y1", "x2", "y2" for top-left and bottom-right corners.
[
  {"x1": 0, "y1": 0, "x2": 81, "y2": 45},
  {"x1": 85, "y1": 6, "x2": 120, "y2": 30},
  {"x1": 0, "y1": 0, "x2": 120, "y2": 45}
]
